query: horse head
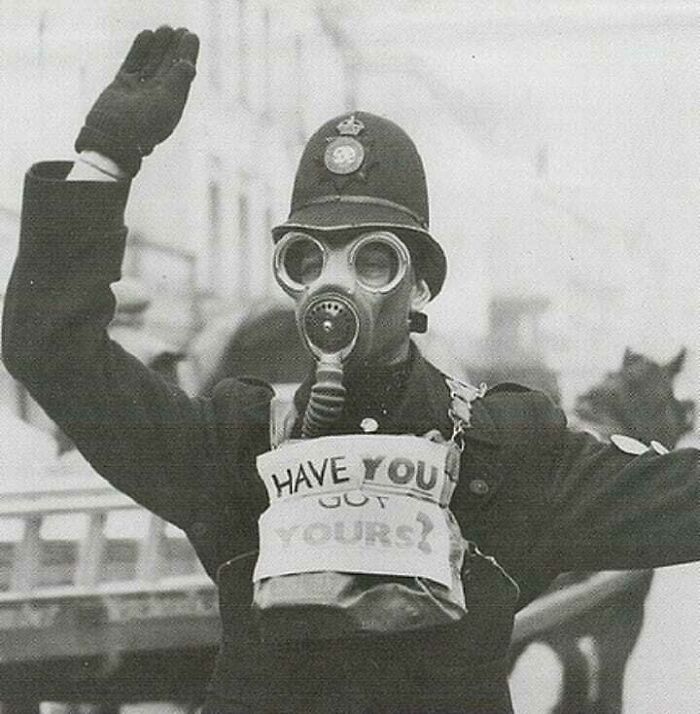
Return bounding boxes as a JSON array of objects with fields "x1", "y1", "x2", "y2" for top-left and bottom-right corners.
[{"x1": 574, "y1": 348, "x2": 695, "y2": 448}]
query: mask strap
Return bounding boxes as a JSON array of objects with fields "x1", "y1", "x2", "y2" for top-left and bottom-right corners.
[{"x1": 408, "y1": 311, "x2": 428, "y2": 333}]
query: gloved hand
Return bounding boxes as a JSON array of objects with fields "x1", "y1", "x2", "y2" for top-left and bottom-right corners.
[{"x1": 75, "y1": 26, "x2": 199, "y2": 177}]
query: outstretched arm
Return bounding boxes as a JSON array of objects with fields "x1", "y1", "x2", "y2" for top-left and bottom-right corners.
[{"x1": 540, "y1": 428, "x2": 700, "y2": 572}]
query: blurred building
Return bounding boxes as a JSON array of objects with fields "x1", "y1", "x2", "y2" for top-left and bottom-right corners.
[{"x1": 321, "y1": 0, "x2": 700, "y2": 407}]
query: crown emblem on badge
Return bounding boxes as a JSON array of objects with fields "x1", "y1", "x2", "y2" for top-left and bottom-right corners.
[
  {"x1": 336, "y1": 115, "x2": 365, "y2": 136},
  {"x1": 323, "y1": 115, "x2": 367, "y2": 175}
]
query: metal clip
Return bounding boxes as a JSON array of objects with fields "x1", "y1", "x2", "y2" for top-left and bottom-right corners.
[
  {"x1": 447, "y1": 379, "x2": 487, "y2": 452},
  {"x1": 449, "y1": 409, "x2": 466, "y2": 452}
]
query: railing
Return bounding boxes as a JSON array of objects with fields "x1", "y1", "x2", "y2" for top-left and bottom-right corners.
[
  {"x1": 0, "y1": 487, "x2": 218, "y2": 664},
  {"x1": 1, "y1": 487, "x2": 210, "y2": 589}
]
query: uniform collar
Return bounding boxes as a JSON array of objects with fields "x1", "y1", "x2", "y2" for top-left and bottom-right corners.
[
  {"x1": 389, "y1": 345, "x2": 452, "y2": 437},
  {"x1": 291, "y1": 343, "x2": 502, "y2": 444}
]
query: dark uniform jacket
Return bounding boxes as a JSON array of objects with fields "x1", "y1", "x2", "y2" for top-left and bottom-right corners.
[{"x1": 3, "y1": 162, "x2": 700, "y2": 713}]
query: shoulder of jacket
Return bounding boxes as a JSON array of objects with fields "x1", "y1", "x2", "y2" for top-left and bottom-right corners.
[
  {"x1": 486, "y1": 383, "x2": 564, "y2": 422},
  {"x1": 462, "y1": 381, "x2": 566, "y2": 446},
  {"x1": 209, "y1": 376, "x2": 274, "y2": 424},
  {"x1": 485, "y1": 381, "x2": 533, "y2": 396}
]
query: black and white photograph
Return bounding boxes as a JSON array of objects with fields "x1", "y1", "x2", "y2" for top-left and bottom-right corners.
[{"x1": 0, "y1": 1, "x2": 698, "y2": 712}]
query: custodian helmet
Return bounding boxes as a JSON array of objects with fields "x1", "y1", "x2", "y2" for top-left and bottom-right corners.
[{"x1": 272, "y1": 111, "x2": 447, "y2": 298}]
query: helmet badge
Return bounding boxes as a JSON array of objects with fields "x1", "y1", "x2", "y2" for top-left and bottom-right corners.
[{"x1": 324, "y1": 114, "x2": 366, "y2": 175}]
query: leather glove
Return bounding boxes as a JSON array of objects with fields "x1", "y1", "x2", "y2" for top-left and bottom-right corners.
[{"x1": 75, "y1": 26, "x2": 199, "y2": 177}]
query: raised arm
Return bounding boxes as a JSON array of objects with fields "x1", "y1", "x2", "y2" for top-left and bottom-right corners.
[{"x1": 1, "y1": 28, "x2": 271, "y2": 535}]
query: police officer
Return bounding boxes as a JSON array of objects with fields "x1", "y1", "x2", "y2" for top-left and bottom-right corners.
[{"x1": 3, "y1": 27, "x2": 699, "y2": 713}]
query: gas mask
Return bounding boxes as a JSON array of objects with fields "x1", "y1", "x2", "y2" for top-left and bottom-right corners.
[{"x1": 274, "y1": 230, "x2": 423, "y2": 438}]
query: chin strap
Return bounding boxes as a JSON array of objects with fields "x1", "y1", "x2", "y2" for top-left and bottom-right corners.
[{"x1": 302, "y1": 355, "x2": 346, "y2": 438}]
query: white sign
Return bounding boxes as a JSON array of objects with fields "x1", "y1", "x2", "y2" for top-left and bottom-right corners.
[
  {"x1": 253, "y1": 492, "x2": 453, "y2": 587},
  {"x1": 253, "y1": 435, "x2": 458, "y2": 588}
]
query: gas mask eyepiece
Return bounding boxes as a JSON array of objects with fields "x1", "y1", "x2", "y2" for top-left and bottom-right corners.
[{"x1": 274, "y1": 230, "x2": 410, "y2": 298}]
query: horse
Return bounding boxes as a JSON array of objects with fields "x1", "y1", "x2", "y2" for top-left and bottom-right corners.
[{"x1": 510, "y1": 347, "x2": 694, "y2": 713}]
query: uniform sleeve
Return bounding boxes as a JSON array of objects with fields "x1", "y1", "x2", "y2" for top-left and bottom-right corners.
[
  {"x1": 1, "y1": 162, "x2": 272, "y2": 531},
  {"x1": 542, "y1": 427, "x2": 700, "y2": 572}
]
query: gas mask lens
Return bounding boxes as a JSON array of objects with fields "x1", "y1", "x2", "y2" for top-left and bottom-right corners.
[
  {"x1": 274, "y1": 230, "x2": 410, "y2": 295},
  {"x1": 274, "y1": 233, "x2": 325, "y2": 291},
  {"x1": 350, "y1": 232, "x2": 408, "y2": 292}
]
